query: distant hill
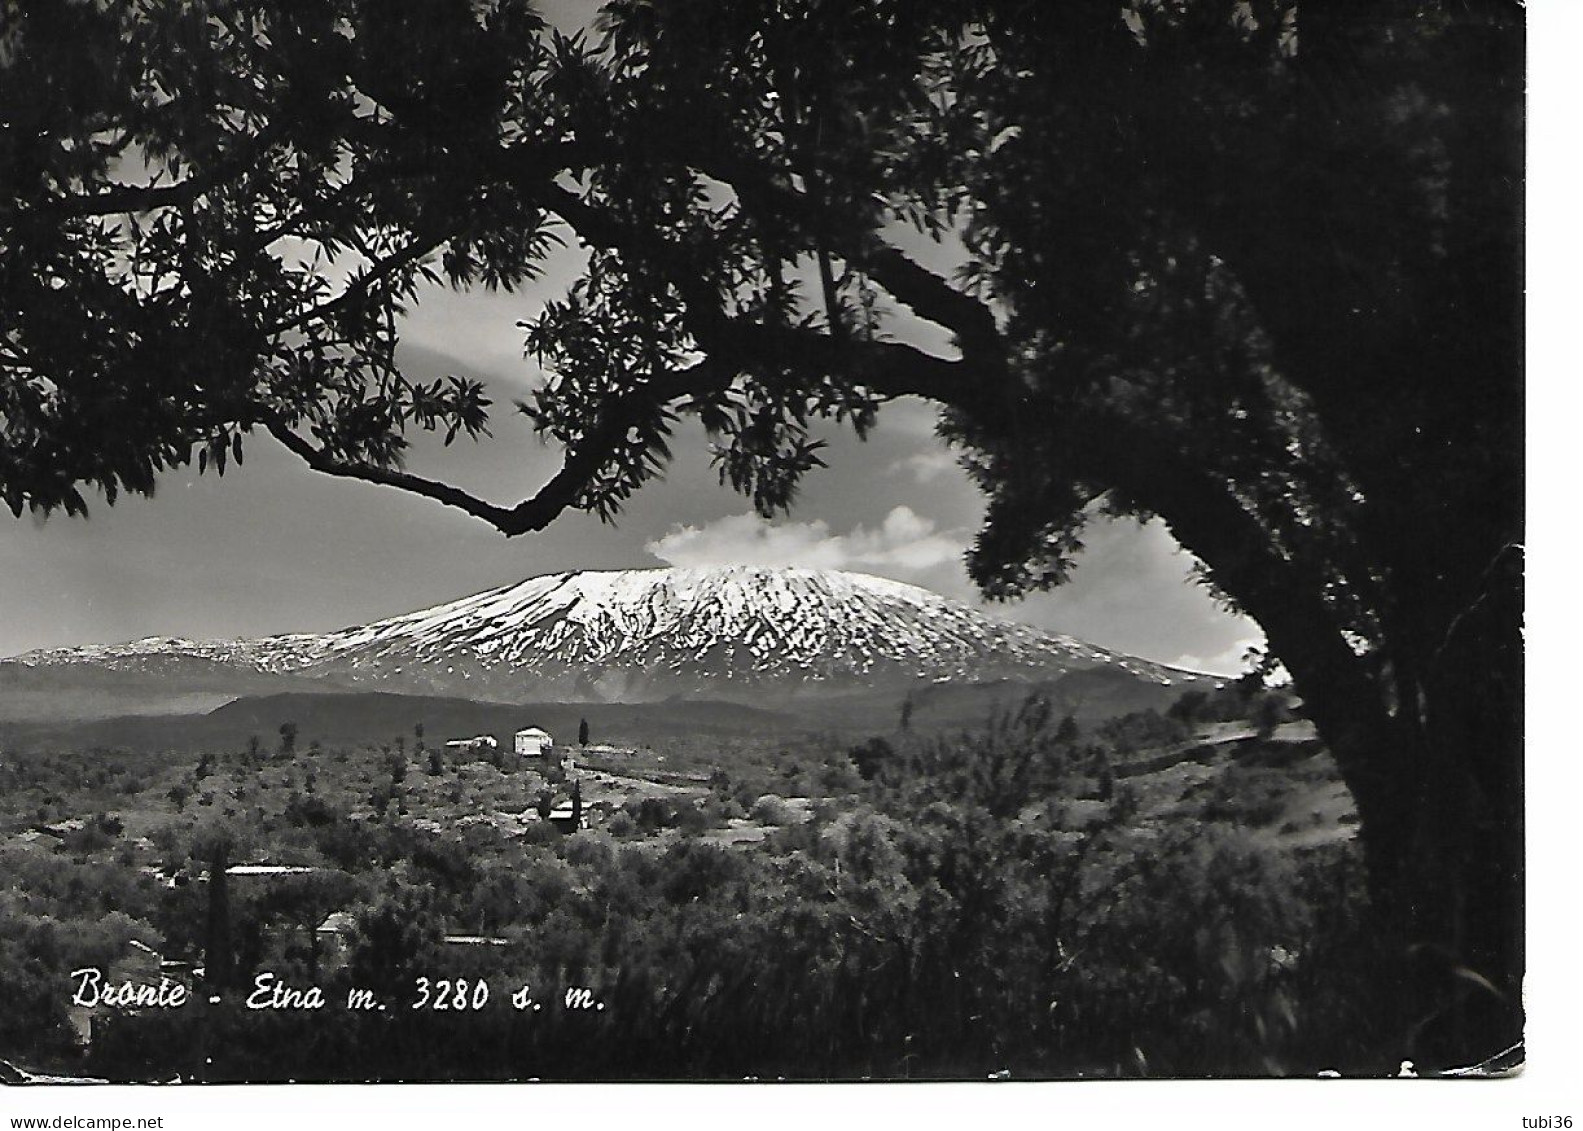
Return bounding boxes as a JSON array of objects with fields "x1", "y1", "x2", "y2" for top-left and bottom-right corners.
[
  {"x1": 0, "y1": 664, "x2": 1221, "y2": 754},
  {"x1": 0, "y1": 657, "x2": 352, "y2": 723},
  {"x1": 0, "y1": 691, "x2": 806, "y2": 754},
  {"x1": 791, "y1": 665, "x2": 1211, "y2": 733}
]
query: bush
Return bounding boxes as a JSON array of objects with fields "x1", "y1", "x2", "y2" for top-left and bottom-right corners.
[
  {"x1": 674, "y1": 803, "x2": 709, "y2": 836},
  {"x1": 1196, "y1": 766, "x2": 1291, "y2": 828},
  {"x1": 1253, "y1": 693, "x2": 1288, "y2": 737},
  {"x1": 751, "y1": 794, "x2": 794, "y2": 824},
  {"x1": 520, "y1": 822, "x2": 562, "y2": 847},
  {"x1": 1168, "y1": 689, "x2": 1211, "y2": 725},
  {"x1": 849, "y1": 737, "x2": 894, "y2": 781},
  {"x1": 625, "y1": 797, "x2": 670, "y2": 832}
]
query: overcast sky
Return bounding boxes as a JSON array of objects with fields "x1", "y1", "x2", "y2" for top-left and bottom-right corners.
[{"x1": 0, "y1": 0, "x2": 1263, "y2": 674}]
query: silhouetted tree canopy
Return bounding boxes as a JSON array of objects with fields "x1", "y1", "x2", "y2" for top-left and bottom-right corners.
[{"x1": 0, "y1": 0, "x2": 1521, "y2": 1071}]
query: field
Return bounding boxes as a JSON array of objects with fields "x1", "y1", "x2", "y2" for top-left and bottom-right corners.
[{"x1": 0, "y1": 685, "x2": 1372, "y2": 1082}]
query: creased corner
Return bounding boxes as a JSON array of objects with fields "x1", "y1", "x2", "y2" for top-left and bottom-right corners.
[{"x1": 1436, "y1": 1042, "x2": 1526, "y2": 1078}]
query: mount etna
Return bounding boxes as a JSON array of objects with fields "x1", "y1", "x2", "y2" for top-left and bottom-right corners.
[{"x1": 0, "y1": 566, "x2": 1211, "y2": 747}]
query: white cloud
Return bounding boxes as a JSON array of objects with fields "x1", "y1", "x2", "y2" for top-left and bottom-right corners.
[
  {"x1": 1171, "y1": 634, "x2": 1266, "y2": 678},
  {"x1": 645, "y1": 506, "x2": 968, "y2": 575},
  {"x1": 887, "y1": 450, "x2": 961, "y2": 484}
]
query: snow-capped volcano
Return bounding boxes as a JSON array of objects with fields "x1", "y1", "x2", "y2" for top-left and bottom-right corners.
[{"x1": 6, "y1": 566, "x2": 1203, "y2": 709}]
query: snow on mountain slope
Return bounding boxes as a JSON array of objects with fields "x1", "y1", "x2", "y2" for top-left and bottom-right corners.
[{"x1": 9, "y1": 566, "x2": 1205, "y2": 705}]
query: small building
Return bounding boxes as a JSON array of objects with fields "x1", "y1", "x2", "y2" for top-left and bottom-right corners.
[
  {"x1": 445, "y1": 735, "x2": 499, "y2": 759},
  {"x1": 547, "y1": 780, "x2": 589, "y2": 832},
  {"x1": 139, "y1": 864, "x2": 185, "y2": 888},
  {"x1": 35, "y1": 818, "x2": 86, "y2": 839},
  {"x1": 546, "y1": 802, "x2": 584, "y2": 831},
  {"x1": 514, "y1": 727, "x2": 552, "y2": 758},
  {"x1": 127, "y1": 939, "x2": 162, "y2": 970},
  {"x1": 66, "y1": 938, "x2": 173, "y2": 1052},
  {"x1": 317, "y1": 910, "x2": 355, "y2": 937},
  {"x1": 316, "y1": 910, "x2": 357, "y2": 971}
]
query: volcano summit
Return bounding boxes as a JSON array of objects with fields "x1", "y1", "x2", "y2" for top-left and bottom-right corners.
[{"x1": 4, "y1": 566, "x2": 1207, "y2": 717}]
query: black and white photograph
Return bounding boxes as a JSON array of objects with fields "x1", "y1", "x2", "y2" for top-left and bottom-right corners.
[{"x1": 0, "y1": 0, "x2": 1550, "y2": 1109}]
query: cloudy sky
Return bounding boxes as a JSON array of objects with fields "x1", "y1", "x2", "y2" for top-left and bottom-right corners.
[{"x1": 0, "y1": 0, "x2": 1262, "y2": 673}]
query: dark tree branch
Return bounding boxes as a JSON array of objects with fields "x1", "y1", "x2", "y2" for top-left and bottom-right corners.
[
  {"x1": 531, "y1": 181, "x2": 986, "y2": 410},
  {"x1": 11, "y1": 178, "x2": 210, "y2": 223},
  {"x1": 696, "y1": 316, "x2": 982, "y2": 412},
  {"x1": 4, "y1": 124, "x2": 289, "y2": 231},
  {"x1": 511, "y1": 134, "x2": 1003, "y2": 367},
  {"x1": 267, "y1": 228, "x2": 451, "y2": 335},
  {"x1": 266, "y1": 419, "x2": 533, "y2": 529},
  {"x1": 267, "y1": 306, "x2": 976, "y2": 536},
  {"x1": 264, "y1": 356, "x2": 736, "y2": 536},
  {"x1": 855, "y1": 242, "x2": 1003, "y2": 364},
  {"x1": 680, "y1": 149, "x2": 1004, "y2": 362}
]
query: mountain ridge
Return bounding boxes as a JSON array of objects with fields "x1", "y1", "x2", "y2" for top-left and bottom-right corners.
[{"x1": 3, "y1": 565, "x2": 1211, "y2": 719}]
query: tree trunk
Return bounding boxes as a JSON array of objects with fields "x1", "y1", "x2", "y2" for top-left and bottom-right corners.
[
  {"x1": 1274, "y1": 551, "x2": 1523, "y2": 1073},
  {"x1": 1399, "y1": 548, "x2": 1524, "y2": 1071},
  {"x1": 1089, "y1": 432, "x2": 1522, "y2": 1071}
]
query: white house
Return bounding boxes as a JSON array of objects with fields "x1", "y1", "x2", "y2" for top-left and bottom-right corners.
[{"x1": 514, "y1": 727, "x2": 552, "y2": 758}]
